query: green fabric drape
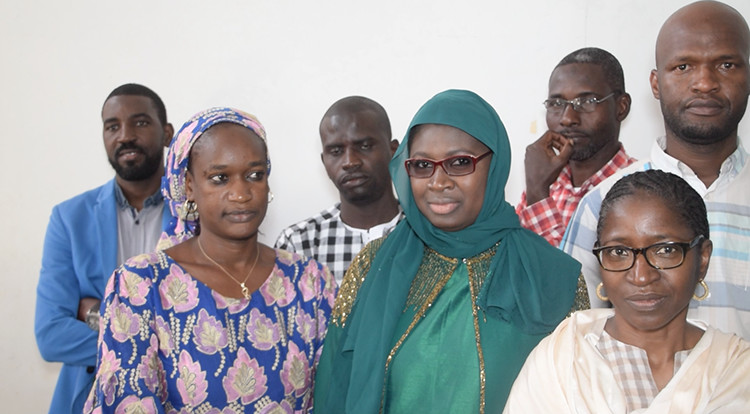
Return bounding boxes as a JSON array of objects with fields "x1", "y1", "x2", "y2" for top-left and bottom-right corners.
[{"x1": 314, "y1": 89, "x2": 581, "y2": 413}]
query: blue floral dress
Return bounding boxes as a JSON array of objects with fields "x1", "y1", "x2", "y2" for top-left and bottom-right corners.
[{"x1": 84, "y1": 249, "x2": 336, "y2": 414}]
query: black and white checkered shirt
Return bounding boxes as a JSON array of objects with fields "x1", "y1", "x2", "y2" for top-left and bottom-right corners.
[{"x1": 274, "y1": 203, "x2": 402, "y2": 285}]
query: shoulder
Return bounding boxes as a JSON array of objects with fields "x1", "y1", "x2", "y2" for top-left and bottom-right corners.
[
  {"x1": 274, "y1": 248, "x2": 337, "y2": 303},
  {"x1": 54, "y1": 180, "x2": 114, "y2": 211},
  {"x1": 278, "y1": 204, "x2": 341, "y2": 237},
  {"x1": 330, "y1": 236, "x2": 387, "y2": 326}
]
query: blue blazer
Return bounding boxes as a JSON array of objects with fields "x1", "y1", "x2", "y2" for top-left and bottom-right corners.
[{"x1": 34, "y1": 179, "x2": 170, "y2": 414}]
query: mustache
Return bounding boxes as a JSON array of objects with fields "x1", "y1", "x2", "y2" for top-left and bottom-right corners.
[{"x1": 115, "y1": 142, "x2": 145, "y2": 157}]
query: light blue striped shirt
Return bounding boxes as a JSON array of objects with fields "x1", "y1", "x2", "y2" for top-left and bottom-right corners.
[{"x1": 561, "y1": 137, "x2": 750, "y2": 340}]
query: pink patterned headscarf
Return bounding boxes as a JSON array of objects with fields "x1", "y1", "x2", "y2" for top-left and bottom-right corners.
[{"x1": 157, "y1": 107, "x2": 268, "y2": 249}]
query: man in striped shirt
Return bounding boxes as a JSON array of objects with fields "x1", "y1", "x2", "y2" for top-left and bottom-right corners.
[{"x1": 561, "y1": 1, "x2": 750, "y2": 340}]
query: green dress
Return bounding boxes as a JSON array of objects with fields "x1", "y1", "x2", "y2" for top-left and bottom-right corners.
[{"x1": 314, "y1": 238, "x2": 589, "y2": 413}]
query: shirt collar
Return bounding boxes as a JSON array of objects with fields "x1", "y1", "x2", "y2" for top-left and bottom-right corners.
[
  {"x1": 114, "y1": 181, "x2": 164, "y2": 210},
  {"x1": 651, "y1": 136, "x2": 747, "y2": 179}
]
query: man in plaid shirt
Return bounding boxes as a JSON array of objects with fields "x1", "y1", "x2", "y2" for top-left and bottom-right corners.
[
  {"x1": 275, "y1": 96, "x2": 402, "y2": 285},
  {"x1": 516, "y1": 47, "x2": 636, "y2": 246}
]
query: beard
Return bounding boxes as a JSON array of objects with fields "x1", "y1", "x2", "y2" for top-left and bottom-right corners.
[
  {"x1": 661, "y1": 98, "x2": 748, "y2": 146},
  {"x1": 569, "y1": 141, "x2": 602, "y2": 161},
  {"x1": 108, "y1": 143, "x2": 163, "y2": 181}
]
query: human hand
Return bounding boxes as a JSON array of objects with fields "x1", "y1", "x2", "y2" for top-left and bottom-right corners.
[
  {"x1": 77, "y1": 297, "x2": 101, "y2": 322},
  {"x1": 524, "y1": 131, "x2": 573, "y2": 205}
]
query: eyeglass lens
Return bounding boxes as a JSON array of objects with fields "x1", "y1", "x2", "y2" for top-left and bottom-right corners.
[
  {"x1": 601, "y1": 244, "x2": 686, "y2": 271},
  {"x1": 405, "y1": 151, "x2": 491, "y2": 178}
]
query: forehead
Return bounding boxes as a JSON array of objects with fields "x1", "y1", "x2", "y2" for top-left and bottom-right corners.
[
  {"x1": 548, "y1": 63, "x2": 609, "y2": 97},
  {"x1": 102, "y1": 95, "x2": 159, "y2": 122},
  {"x1": 409, "y1": 124, "x2": 488, "y2": 157},
  {"x1": 192, "y1": 123, "x2": 265, "y2": 161},
  {"x1": 320, "y1": 110, "x2": 387, "y2": 144},
  {"x1": 656, "y1": 18, "x2": 750, "y2": 65},
  {"x1": 601, "y1": 192, "x2": 688, "y2": 237}
]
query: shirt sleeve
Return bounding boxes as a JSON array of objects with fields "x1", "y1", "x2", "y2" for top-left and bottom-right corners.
[
  {"x1": 516, "y1": 193, "x2": 565, "y2": 247},
  {"x1": 84, "y1": 264, "x2": 166, "y2": 414},
  {"x1": 560, "y1": 191, "x2": 608, "y2": 308},
  {"x1": 35, "y1": 206, "x2": 98, "y2": 366},
  {"x1": 274, "y1": 228, "x2": 295, "y2": 251}
]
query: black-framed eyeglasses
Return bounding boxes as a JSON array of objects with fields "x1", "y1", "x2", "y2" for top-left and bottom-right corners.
[
  {"x1": 404, "y1": 150, "x2": 493, "y2": 178},
  {"x1": 592, "y1": 235, "x2": 704, "y2": 272},
  {"x1": 543, "y1": 92, "x2": 615, "y2": 114}
]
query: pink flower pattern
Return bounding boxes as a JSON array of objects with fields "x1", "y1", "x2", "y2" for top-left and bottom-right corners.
[
  {"x1": 247, "y1": 308, "x2": 280, "y2": 350},
  {"x1": 259, "y1": 268, "x2": 296, "y2": 307},
  {"x1": 222, "y1": 347, "x2": 268, "y2": 405},
  {"x1": 159, "y1": 264, "x2": 199, "y2": 313},
  {"x1": 109, "y1": 301, "x2": 141, "y2": 343},
  {"x1": 86, "y1": 250, "x2": 333, "y2": 413},
  {"x1": 192, "y1": 308, "x2": 228, "y2": 354},
  {"x1": 176, "y1": 350, "x2": 209, "y2": 407},
  {"x1": 280, "y1": 342, "x2": 311, "y2": 397}
]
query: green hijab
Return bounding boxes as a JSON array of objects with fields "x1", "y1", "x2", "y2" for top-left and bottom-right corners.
[{"x1": 339, "y1": 89, "x2": 580, "y2": 412}]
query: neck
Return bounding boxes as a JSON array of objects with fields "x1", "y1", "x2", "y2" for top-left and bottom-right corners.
[
  {"x1": 568, "y1": 141, "x2": 621, "y2": 187},
  {"x1": 664, "y1": 132, "x2": 737, "y2": 188},
  {"x1": 339, "y1": 192, "x2": 400, "y2": 229},
  {"x1": 195, "y1": 231, "x2": 260, "y2": 269},
  {"x1": 115, "y1": 166, "x2": 164, "y2": 211},
  {"x1": 605, "y1": 309, "x2": 701, "y2": 363}
]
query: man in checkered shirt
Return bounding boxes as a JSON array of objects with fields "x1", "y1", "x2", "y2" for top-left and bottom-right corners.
[
  {"x1": 275, "y1": 96, "x2": 402, "y2": 285},
  {"x1": 516, "y1": 47, "x2": 636, "y2": 246}
]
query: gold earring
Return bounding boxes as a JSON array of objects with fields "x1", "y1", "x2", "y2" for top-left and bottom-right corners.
[
  {"x1": 268, "y1": 191, "x2": 274, "y2": 204},
  {"x1": 180, "y1": 200, "x2": 199, "y2": 221},
  {"x1": 693, "y1": 280, "x2": 709, "y2": 301},
  {"x1": 596, "y1": 282, "x2": 609, "y2": 302}
]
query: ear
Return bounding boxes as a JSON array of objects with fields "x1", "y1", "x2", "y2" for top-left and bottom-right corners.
[
  {"x1": 616, "y1": 93, "x2": 632, "y2": 122},
  {"x1": 163, "y1": 123, "x2": 175, "y2": 147},
  {"x1": 185, "y1": 171, "x2": 195, "y2": 201},
  {"x1": 697, "y1": 238, "x2": 713, "y2": 280},
  {"x1": 389, "y1": 139, "x2": 399, "y2": 155},
  {"x1": 649, "y1": 69, "x2": 660, "y2": 100}
]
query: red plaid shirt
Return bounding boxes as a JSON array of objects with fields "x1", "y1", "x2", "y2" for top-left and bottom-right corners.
[{"x1": 516, "y1": 146, "x2": 636, "y2": 246}]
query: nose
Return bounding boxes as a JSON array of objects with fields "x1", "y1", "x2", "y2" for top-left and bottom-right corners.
[
  {"x1": 342, "y1": 147, "x2": 362, "y2": 170},
  {"x1": 228, "y1": 180, "x2": 253, "y2": 202},
  {"x1": 628, "y1": 253, "x2": 661, "y2": 287},
  {"x1": 691, "y1": 65, "x2": 720, "y2": 94},
  {"x1": 558, "y1": 103, "x2": 580, "y2": 127},
  {"x1": 426, "y1": 164, "x2": 454, "y2": 191},
  {"x1": 116, "y1": 123, "x2": 136, "y2": 143}
]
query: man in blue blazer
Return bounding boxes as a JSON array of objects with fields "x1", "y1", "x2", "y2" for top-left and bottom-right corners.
[{"x1": 35, "y1": 84, "x2": 174, "y2": 414}]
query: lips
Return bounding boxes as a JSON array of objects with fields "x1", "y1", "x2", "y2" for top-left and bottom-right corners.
[
  {"x1": 427, "y1": 200, "x2": 459, "y2": 215},
  {"x1": 116, "y1": 145, "x2": 144, "y2": 161},
  {"x1": 340, "y1": 173, "x2": 368, "y2": 188},
  {"x1": 685, "y1": 98, "x2": 724, "y2": 116},
  {"x1": 224, "y1": 210, "x2": 257, "y2": 222},
  {"x1": 558, "y1": 130, "x2": 587, "y2": 143},
  {"x1": 625, "y1": 293, "x2": 666, "y2": 311}
]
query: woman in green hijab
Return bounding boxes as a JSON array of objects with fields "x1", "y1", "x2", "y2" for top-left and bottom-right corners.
[{"x1": 314, "y1": 89, "x2": 587, "y2": 413}]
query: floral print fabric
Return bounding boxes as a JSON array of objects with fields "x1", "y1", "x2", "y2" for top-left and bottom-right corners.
[{"x1": 84, "y1": 249, "x2": 335, "y2": 414}]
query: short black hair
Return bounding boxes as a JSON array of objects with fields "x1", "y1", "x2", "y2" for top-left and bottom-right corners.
[
  {"x1": 597, "y1": 170, "x2": 709, "y2": 241},
  {"x1": 556, "y1": 47, "x2": 626, "y2": 95},
  {"x1": 104, "y1": 83, "x2": 168, "y2": 125},
  {"x1": 321, "y1": 96, "x2": 391, "y2": 140}
]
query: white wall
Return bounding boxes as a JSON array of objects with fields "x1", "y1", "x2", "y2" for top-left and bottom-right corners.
[{"x1": 2, "y1": 0, "x2": 749, "y2": 411}]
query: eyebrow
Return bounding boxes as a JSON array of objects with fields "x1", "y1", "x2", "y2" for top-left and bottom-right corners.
[
  {"x1": 103, "y1": 112, "x2": 153, "y2": 125},
  {"x1": 409, "y1": 149, "x2": 484, "y2": 159},
  {"x1": 205, "y1": 160, "x2": 266, "y2": 171}
]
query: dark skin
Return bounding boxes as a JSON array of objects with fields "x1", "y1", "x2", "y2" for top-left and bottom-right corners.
[
  {"x1": 320, "y1": 108, "x2": 400, "y2": 229},
  {"x1": 599, "y1": 193, "x2": 712, "y2": 389},
  {"x1": 650, "y1": 1, "x2": 750, "y2": 188},
  {"x1": 78, "y1": 95, "x2": 174, "y2": 322},
  {"x1": 167, "y1": 124, "x2": 275, "y2": 299},
  {"x1": 525, "y1": 63, "x2": 630, "y2": 204}
]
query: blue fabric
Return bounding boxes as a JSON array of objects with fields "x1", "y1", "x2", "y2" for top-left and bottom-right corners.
[
  {"x1": 35, "y1": 179, "x2": 170, "y2": 414},
  {"x1": 84, "y1": 250, "x2": 335, "y2": 412}
]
